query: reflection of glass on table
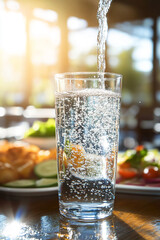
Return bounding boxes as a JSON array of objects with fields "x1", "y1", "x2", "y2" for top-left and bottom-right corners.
[{"x1": 59, "y1": 215, "x2": 116, "y2": 239}]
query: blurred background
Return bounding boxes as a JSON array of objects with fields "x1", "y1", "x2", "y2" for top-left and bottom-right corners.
[{"x1": 0, "y1": 0, "x2": 160, "y2": 150}]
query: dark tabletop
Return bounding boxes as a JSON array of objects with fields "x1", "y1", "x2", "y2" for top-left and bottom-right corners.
[{"x1": 0, "y1": 190, "x2": 159, "y2": 240}]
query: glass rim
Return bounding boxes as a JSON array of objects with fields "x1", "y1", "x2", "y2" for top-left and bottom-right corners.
[{"x1": 55, "y1": 72, "x2": 122, "y2": 80}]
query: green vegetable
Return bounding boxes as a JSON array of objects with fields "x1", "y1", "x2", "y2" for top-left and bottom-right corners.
[
  {"x1": 24, "y1": 119, "x2": 56, "y2": 138},
  {"x1": 4, "y1": 179, "x2": 36, "y2": 188},
  {"x1": 64, "y1": 139, "x2": 72, "y2": 158},
  {"x1": 36, "y1": 178, "x2": 58, "y2": 188},
  {"x1": 34, "y1": 159, "x2": 57, "y2": 178},
  {"x1": 126, "y1": 148, "x2": 148, "y2": 169},
  {"x1": 125, "y1": 147, "x2": 160, "y2": 170}
]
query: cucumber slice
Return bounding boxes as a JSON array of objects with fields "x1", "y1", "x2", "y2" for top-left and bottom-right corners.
[
  {"x1": 4, "y1": 179, "x2": 35, "y2": 188},
  {"x1": 36, "y1": 178, "x2": 58, "y2": 188},
  {"x1": 34, "y1": 159, "x2": 57, "y2": 178}
]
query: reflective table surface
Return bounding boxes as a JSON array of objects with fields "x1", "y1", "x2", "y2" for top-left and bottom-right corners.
[{"x1": 0, "y1": 191, "x2": 159, "y2": 240}]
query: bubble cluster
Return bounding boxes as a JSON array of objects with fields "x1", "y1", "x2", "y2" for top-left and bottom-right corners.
[{"x1": 56, "y1": 89, "x2": 121, "y2": 206}]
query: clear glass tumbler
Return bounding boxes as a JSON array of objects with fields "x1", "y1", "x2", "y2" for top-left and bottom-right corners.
[{"x1": 55, "y1": 72, "x2": 122, "y2": 220}]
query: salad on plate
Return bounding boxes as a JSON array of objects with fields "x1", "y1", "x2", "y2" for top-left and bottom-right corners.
[
  {"x1": 117, "y1": 145, "x2": 160, "y2": 187},
  {"x1": 23, "y1": 119, "x2": 56, "y2": 149}
]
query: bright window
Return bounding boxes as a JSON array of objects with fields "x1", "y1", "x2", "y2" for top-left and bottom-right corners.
[
  {"x1": 0, "y1": 2, "x2": 59, "y2": 107},
  {"x1": 68, "y1": 17, "x2": 97, "y2": 71}
]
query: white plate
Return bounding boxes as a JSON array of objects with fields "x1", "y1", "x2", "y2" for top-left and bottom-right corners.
[
  {"x1": 1, "y1": 184, "x2": 160, "y2": 197},
  {"x1": 0, "y1": 186, "x2": 58, "y2": 196},
  {"x1": 115, "y1": 184, "x2": 160, "y2": 195},
  {"x1": 23, "y1": 137, "x2": 56, "y2": 149}
]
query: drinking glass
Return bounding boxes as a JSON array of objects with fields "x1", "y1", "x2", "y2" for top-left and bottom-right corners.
[{"x1": 55, "y1": 72, "x2": 122, "y2": 220}]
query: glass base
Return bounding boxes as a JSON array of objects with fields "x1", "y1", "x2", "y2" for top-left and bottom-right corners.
[{"x1": 59, "y1": 201, "x2": 114, "y2": 221}]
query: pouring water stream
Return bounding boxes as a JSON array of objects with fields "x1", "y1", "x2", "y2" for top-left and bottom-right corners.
[{"x1": 97, "y1": 0, "x2": 112, "y2": 73}]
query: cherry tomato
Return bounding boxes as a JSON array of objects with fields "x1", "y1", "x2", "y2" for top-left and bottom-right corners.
[
  {"x1": 142, "y1": 166, "x2": 160, "y2": 179},
  {"x1": 119, "y1": 162, "x2": 131, "y2": 169},
  {"x1": 118, "y1": 167, "x2": 138, "y2": 179},
  {"x1": 135, "y1": 145, "x2": 144, "y2": 152}
]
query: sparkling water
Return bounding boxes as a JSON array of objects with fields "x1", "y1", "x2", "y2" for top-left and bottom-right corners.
[
  {"x1": 56, "y1": 89, "x2": 121, "y2": 219},
  {"x1": 97, "y1": 0, "x2": 112, "y2": 72}
]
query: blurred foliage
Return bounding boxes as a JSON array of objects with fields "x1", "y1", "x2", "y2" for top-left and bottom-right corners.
[
  {"x1": 108, "y1": 48, "x2": 152, "y2": 106},
  {"x1": 112, "y1": 48, "x2": 143, "y2": 93}
]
